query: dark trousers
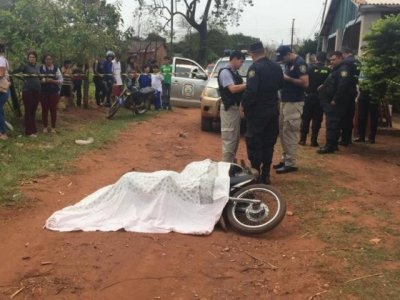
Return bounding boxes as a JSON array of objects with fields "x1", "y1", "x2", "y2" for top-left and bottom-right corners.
[
  {"x1": 322, "y1": 102, "x2": 342, "y2": 147},
  {"x1": 41, "y1": 92, "x2": 59, "y2": 128},
  {"x1": 73, "y1": 80, "x2": 82, "y2": 107},
  {"x1": 358, "y1": 91, "x2": 379, "y2": 141},
  {"x1": 300, "y1": 94, "x2": 323, "y2": 141},
  {"x1": 22, "y1": 90, "x2": 40, "y2": 135},
  {"x1": 245, "y1": 110, "x2": 279, "y2": 178},
  {"x1": 104, "y1": 79, "x2": 113, "y2": 105},
  {"x1": 93, "y1": 78, "x2": 106, "y2": 105},
  {"x1": 162, "y1": 83, "x2": 171, "y2": 109},
  {"x1": 340, "y1": 99, "x2": 356, "y2": 144}
]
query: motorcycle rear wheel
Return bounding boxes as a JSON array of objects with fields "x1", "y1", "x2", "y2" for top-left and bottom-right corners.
[
  {"x1": 107, "y1": 100, "x2": 121, "y2": 119},
  {"x1": 226, "y1": 184, "x2": 286, "y2": 235}
]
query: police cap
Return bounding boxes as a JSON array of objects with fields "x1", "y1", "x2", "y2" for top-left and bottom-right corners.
[
  {"x1": 276, "y1": 45, "x2": 292, "y2": 62},
  {"x1": 248, "y1": 42, "x2": 264, "y2": 53}
]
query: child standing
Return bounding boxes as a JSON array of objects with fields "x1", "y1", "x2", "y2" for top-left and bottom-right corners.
[
  {"x1": 138, "y1": 65, "x2": 151, "y2": 89},
  {"x1": 151, "y1": 65, "x2": 163, "y2": 111}
]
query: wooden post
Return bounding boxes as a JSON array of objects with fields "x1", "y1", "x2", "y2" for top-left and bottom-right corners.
[{"x1": 83, "y1": 62, "x2": 89, "y2": 109}]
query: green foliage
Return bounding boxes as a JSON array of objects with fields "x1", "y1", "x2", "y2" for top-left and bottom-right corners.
[
  {"x1": 0, "y1": 0, "x2": 129, "y2": 66},
  {"x1": 361, "y1": 14, "x2": 400, "y2": 106},
  {"x1": 135, "y1": 0, "x2": 254, "y2": 65},
  {"x1": 174, "y1": 30, "x2": 259, "y2": 64},
  {"x1": 296, "y1": 35, "x2": 319, "y2": 58}
]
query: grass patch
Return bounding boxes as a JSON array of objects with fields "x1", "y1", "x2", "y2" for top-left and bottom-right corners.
[
  {"x1": 281, "y1": 147, "x2": 400, "y2": 298},
  {"x1": 0, "y1": 104, "x2": 159, "y2": 205},
  {"x1": 324, "y1": 270, "x2": 400, "y2": 300}
]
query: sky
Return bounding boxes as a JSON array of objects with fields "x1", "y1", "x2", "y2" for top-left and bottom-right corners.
[{"x1": 108, "y1": 0, "x2": 329, "y2": 46}]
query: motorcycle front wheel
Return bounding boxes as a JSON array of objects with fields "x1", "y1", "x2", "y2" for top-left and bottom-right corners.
[
  {"x1": 226, "y1": 184, "x2": 286, "y2": 235},
  {"x1": 107, "y1": 99, "x2": 121, "y2": 119}
]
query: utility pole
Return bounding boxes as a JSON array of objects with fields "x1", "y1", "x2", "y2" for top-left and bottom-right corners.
[
  {"x1": 290, "y1": 18, "x2": 295, "y2": 49},
  {"x1": 170, "y1": 0, "x2": 174, "y2": 54}
]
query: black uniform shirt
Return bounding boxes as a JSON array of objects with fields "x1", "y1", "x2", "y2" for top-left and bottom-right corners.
[
  {"x1": 242, "y1": 57, "x2": 283, "y2": 116},
  {"x1": 281, "y1": 55, "x2": 308, "y2": 102},
  {"x1": 306, "y1": 62, "x2": 330, "y2": 95},
  {"x1": 319, "y1": 62, "x2": 354, "y2": 106}
]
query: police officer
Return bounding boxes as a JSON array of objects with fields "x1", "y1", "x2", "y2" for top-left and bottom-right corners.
[
  {"x1": 217, "y1": 50, "x2": 246, "y2": 162},
  {"x1": 274, "y1": 45, "x2": 309, "y2": 173},
  {"x1": 299, "y1": 52, "x2": 330, "y2": 147},
  {"x1": 317, "y1": 51, "x2": 354, "y2": 154},
  {"x1": 340, "y1": 47, "x2": 360, "y2": 145},
  {"x1": 242, "y1": 42, "x2": 283, "y2": 184}
]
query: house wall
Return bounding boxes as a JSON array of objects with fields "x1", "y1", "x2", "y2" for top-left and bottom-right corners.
[
  {"x1": 358, "y1": 12, "x2": 381, "y2": 55},
  {"x1": 328, "y1": 0, "x2": 358, "y2": 35}
]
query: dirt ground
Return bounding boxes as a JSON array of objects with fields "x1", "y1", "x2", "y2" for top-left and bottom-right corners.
[{"x1": 0, "y1": 107, "x2": 399, "y2": 299}]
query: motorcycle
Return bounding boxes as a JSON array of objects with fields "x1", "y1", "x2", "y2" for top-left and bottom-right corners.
[
  {"x1": 107, "y1": 86, "x2": 155, "y2": 119},
  {"x1": 223, "y1": 163, "x2": 286, "y2": 235}
]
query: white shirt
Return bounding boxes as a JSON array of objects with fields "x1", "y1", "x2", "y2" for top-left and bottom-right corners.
[
  {"x1": 0, "y1": 55, "x2": 10, "y2": 79},
  {"x1": 112, "y1": 59, "x2": 122, "y2": 85},
  {"x1": 151, "y1": 73, "x2": 164, "y2": 92}
]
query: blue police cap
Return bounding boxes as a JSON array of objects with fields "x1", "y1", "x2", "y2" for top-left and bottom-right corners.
[
  {"x1": 249, "y1": 42, "x2": 264, "y2": 53},
  {"x1": 276, "y1": 45, "x2": 292, "y2": 62}
]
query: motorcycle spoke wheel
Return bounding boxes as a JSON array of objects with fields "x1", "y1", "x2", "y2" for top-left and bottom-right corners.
[
  {"x1": 107, "y1": 100, "x2": 121, "y2": 119},
  {"x1": 227, "y1": 184, "x2": 286, "y2": 235}
]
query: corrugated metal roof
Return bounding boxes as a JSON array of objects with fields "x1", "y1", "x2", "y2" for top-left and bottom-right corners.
[{"x1": 353, "y1": 0, "x2": 400, "y2": 5}]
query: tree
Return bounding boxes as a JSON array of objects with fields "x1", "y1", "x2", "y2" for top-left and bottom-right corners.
[
  {"x1": 296, "y1": 35, "x2": 318, "y2": 58},
  {"x1": 135, "y1": 0, "x2": 254, "y2": 65},
  {"x1": 361, "y1": 14, "x2": 400, "y2": 110},
  {"x1": 0, "y1": 0, "x2": 127, "y2": 108}
]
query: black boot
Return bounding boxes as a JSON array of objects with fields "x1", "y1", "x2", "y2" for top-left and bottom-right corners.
[
  {"x1": 250, "y1": 160, "x2": 261, "y2": 180},
  {"x1": 317, "y1": 145, "x2": 336, "y2": 154},
  {"x1": 310, "y1": 133, "x2": 319, "y2": 147},
  {"x1": 259, "y1": 165, "x2": 271, "y2": 185},
  {"x1": 299, "y1": 134, "x2": 307, "y2": 146}
]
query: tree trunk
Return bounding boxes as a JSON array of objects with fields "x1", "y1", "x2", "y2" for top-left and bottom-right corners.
[
  {"x1": 197, "y1": 23, "x2": 208, "y2": 66},
  {"x1": 83, "y1": 62, "x2": 89, "y2": 109},
  {"x1": 9, "y1": 78, "x2": 21, "y2": 117}
]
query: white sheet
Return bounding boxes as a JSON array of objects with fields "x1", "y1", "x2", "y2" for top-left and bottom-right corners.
[{"x1": 44, "y1": 160, "x2": 231, "y2": 235}]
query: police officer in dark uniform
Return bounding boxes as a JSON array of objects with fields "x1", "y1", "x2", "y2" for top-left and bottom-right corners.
[
  {"x1": 242, "y1": 42, "x2": 283, "y2": 184},
  {"x1": 299, "y1": 52, "x2": 330, "y2": 147},
  {"x1": 340, "y1": 47, "x2": 360, "y2": 145},
  {"x1": 318, "y1": 51, "x2": 355, "y2": 154}
]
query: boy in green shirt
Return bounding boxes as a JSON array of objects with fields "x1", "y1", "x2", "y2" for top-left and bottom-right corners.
[{"x1": 160, "y1": 56, "x2": 172, "y2": 110}]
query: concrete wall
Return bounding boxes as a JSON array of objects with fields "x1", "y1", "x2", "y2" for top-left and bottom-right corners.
[{"x1": 358, "y1": 12, "x2": 381, "y2": 55}]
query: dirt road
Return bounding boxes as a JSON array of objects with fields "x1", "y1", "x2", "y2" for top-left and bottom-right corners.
[{"x1": 1, "y1": 108, "x2": 399, "y2": 299}]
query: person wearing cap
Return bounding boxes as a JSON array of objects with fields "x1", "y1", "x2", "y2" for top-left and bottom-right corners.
[
  {"x1": 274, "y1": 45, "x2": 309, "y2": 173},
  {"x1": 317, "y1": 51, "x2": 354, "y2": 154},
  {"x1": 299, "y1": 52, "x2": 330, "y2": 147},
  {"x1": 217, "y1": 50, "x2": 247, "y2": 163},
  {"x1": 242, "y1": 42, "x2": 283, "y2": 184}
]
